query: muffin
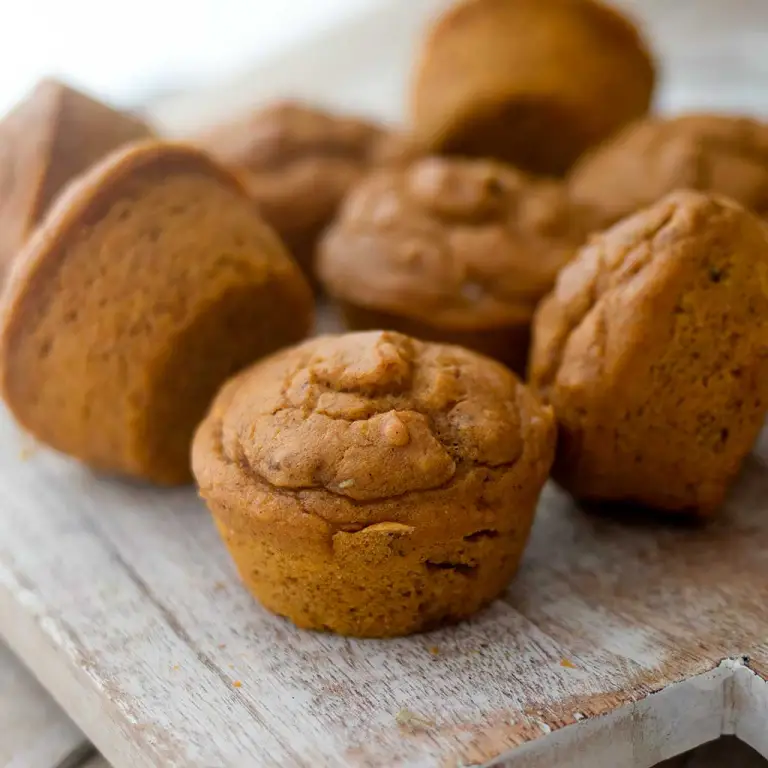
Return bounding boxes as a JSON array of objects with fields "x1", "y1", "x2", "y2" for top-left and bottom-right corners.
[
  {"x1": 529, "y1": 190, "x2": 768, "y2": 516},
  {"x1": 0, "y1": 78, "x2": 153, "y2": 280},
  {"x1": 411, "y1": 0, "x2": 655, "y2": 176},
  {"x1": 0, "y1": 141, "x2": 313, "y2": 485},
  {"x1": 195, "y1": 101, "x2": 418, "y2": 286},
  {"x1": 318, "y1": 156, "x2": 591, "y2": 376},
  {"x1": 193, "y1": 330, "x2": 556, "y2": 637},
  {"x1": 569, "y1": 114, "x2": 768, "y2": 228}
]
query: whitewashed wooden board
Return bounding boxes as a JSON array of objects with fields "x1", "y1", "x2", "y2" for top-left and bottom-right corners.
[
  {"x1": 0, "y1": 409, "x2": 767, "y2": 768},
  {"x1": 2, "y1": 1, "x2": 768, "y2": 767},
  {"x1": 0, "y1": 641, "x2": 89, "y2": 768}
]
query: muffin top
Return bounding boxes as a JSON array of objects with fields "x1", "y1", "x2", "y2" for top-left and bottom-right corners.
[
  {"x1": 193, "y1": 330, "x2": 555, "y2": 529},
  {"x1": 569, "y1": 114, "x2": 768, "y2": 226},
  {"x1": 197, "y1": 101, "x2": 416, "y2": 236},
  {"x1": 319, "y1": 157, "x2": 591, "y2": 328},
  {"x1": 531, "y1": 189, "x2": 768, "y2": 400}
]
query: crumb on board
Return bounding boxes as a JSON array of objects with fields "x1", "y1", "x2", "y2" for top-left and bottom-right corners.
[
  {"x1": 18, "y1": 442, "x2": 39, "y2": 461},
  {"x1": 428, "y1": 646, "x2": 440, "y2": 656},
  {"x1": 560, "y1": 658, "x2": 577, "y2": 669},
  {"x1": 218, "y1": 643, "x2": 226, "y2": 649},
  {"x1": 232, "y1": 680, "x2": 242, "y2": 688},
  {"x1": 395, "y1": 708, "x2": 434, "y2": 732},
  {"x1": 171, "y1": 664, "x2": 180, "y2": 672},
  {"x1": 213, "y1": 581, "x2": 226, "y2": 592}
]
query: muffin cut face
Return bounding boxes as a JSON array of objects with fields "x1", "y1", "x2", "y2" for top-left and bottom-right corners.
[
  {"x1": 195, "y1": 101, "x2": 417, "y2": 284},
  {"x1": 530, "y1": 190, "x2": 768, "y2": 515},
  {"x1": 193, "y1": 330, "x2": 556, "y2": 637},
  {"x1": 0, "y1": 141, "x2": 313, "y2": 485},
  {"x1": 319, "y1": 156, "x2": 591, "y2": 373},
  {"x1": 0, "y1": 79, "x2": 153, "y2": 280},
  {"x1": 569, "y1": 114, "x2": 768, "y2": 228},
  {"x1": 411, "y1": 0, "x2": 655, "y2": 176}
]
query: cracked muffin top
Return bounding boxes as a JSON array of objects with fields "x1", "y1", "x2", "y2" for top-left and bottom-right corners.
[
  {"x1": 193, "y1": 330, "x2": 555, "y2": 530},
  {"x1": 319, "y1": 157, "x2": 592, "y2": 329},
  {"x1": 569, "y1": 114, "x2": 768, "y2": 227}
]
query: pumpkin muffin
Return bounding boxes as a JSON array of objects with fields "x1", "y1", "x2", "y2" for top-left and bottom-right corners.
[
  {"x1": 569, "y1": 114, "x2": 768, "y2": 228},
  {"x1": 193, "y1": 330, "x2": 555, "y2": 637},
  {"x1": 411, "y1": 0, "x2": 655, "y2": 176},
  {"x1": 318, "y1": 156, "x2": 592, "y2": 376},
  {"x1": 195, "y1": 101, "x2": 418, "y2": 286},
  {"x1": 0, "y1": 141, "x2": 312, "y2": 485},
  {"x1": 530, "y1": 190, "x2": 768, "y2": 516},
  {"x1": 0, "y1": 78, "x2": 153, "y2": 280}
]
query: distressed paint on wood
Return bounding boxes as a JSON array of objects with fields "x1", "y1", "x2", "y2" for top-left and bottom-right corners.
[
  {"x1": 0, "y1": 641, "x2": 87, "y2": 768},
  {"x1": 0, "y1": 410, "x2": 766, "y2": 767}
]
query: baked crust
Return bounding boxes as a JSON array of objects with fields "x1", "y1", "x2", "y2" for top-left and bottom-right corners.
[
  {"x1": 193, "y1": 330, "x2": 556, "y2": 636},
  {"x1": 530, "y1": 190, "x2": 768, "y2": 515}
]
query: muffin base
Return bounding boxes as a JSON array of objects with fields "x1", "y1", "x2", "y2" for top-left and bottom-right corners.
[{"x1": 212, "y1": 507, "x2": 531, "y2": 638}]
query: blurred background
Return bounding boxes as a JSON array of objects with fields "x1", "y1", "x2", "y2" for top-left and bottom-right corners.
[
  {"x1": 1, "y1": 0, "x2": 766, "y2": 133},
  {"x1": 0, "y1": 0, "x2": 378, "y2": 113}
]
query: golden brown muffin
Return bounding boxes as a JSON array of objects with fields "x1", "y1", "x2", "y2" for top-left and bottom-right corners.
[
  {"x1": 411, "y1": 0, "x2": 655, "y2": 176},
  {"x1": 193, "y1": 330, "x2": 555, "y2": 637},
  {"x1": 195, "y1": 101, "x2": 418, "y2": 286},
  {"x1": 529, "y1": 190, "x2": 768, "y2": 516},
  {"x1": 318, "y1": 156, "x2": 592, "y2": 376},
  {"x1": 0, "y1": 141, "x2": 313, "y2": 485},
  {"x1": 569, "y1": 114, "x2": 768, "y2": 228},
  {"x1": 0, "y1": 78, "x2": 153, "y2": 280}
]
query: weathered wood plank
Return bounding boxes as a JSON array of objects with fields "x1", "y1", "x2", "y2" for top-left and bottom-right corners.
[
  {"x1": 749, "y1": 644, "x2": 768, "y2": 680},
  {"x1": 0, "y1": 641, "x2": 87, "y2": 768},
  {"x1": 0, "y1": 408, "x2": 766, "y2": 767}
]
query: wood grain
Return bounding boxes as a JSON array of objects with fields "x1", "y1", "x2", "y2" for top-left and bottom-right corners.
[
  {"x1": 0, "y1": 641, "x2": 87, "y2": 768},
  {"x1": 0, "y1": 408, "x2": 766, "y2": 767}
]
